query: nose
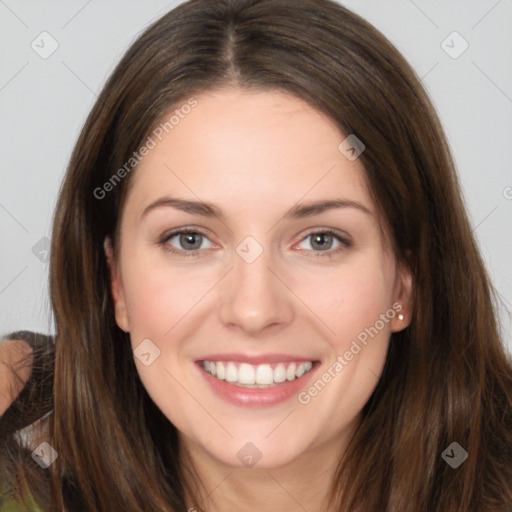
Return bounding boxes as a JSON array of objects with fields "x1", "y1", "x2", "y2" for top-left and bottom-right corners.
[{"x1": 218, "y1": 243, "x2": 294, "y2": 336}]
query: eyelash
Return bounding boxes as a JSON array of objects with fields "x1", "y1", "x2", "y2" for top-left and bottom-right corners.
[{"x1": 157, "y1": 227, "x2": 351, "y2": 259}]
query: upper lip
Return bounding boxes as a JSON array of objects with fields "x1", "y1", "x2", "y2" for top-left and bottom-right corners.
[{"x1": 197, "y1": 353, "x2": 318, "y2": 365}]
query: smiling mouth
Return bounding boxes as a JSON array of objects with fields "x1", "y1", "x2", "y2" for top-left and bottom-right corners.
[{"x1": 200, "y1": 360, "x2": 316, "y2": 388}]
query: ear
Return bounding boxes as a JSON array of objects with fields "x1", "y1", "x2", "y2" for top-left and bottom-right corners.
[
  {"x1": 390, "y1": 253, "x2": 414, "y2": 333},
  {"x1": 104, "y1": 236, "x2": 130, "y2": 332}
]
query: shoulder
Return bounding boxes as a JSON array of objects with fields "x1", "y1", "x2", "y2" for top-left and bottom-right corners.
[
  {"x1": 0, "y1": 337, "x2": 34, "y2": 415},
  {"x1": 0, "y1": 331, "x2": 54, "y2": 443}
]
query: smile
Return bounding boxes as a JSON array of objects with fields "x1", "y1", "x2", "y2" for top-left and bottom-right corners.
[{"x1": 201, "y1": 360, "x2": 314, "y2": 388}]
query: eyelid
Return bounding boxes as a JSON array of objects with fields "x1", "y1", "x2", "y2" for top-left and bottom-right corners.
[
  {"x1": 157, "y1": 227, "x2": 216, "y2": 252},
  {"x1": 292, "y1": 228, "x2": 351, "y2": 258},
  {"x1": 293, "y1": 226, "x2": 352, "y2": 245}
]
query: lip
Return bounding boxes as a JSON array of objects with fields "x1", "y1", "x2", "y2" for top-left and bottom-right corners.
[{"x1": 195, "y1": 358, "x2": 320, "y2": 408}]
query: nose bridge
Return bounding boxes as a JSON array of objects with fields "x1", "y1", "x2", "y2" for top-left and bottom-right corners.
[
  {"x1": 234, "y1": 235, "x2": 274, "y2": 292},
  {"x1": 218, "y1": 233, "x2": 294, "y2": 333}
]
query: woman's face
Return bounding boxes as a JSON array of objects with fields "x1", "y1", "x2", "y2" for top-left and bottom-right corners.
[{"x1": 107, "y1": 86, "x2": 413, "y2": 469}]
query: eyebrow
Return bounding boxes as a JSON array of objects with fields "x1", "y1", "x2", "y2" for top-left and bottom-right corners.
[{"x1": 140, "y1": 196, "x2": 372, "y2": 221}]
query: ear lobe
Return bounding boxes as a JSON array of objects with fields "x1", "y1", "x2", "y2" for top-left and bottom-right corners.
[
  {"x1": 391, "y1": 257, "x2": 414, "y2": 332},
  {"x1": 104, "y1": 236, "x2": 130, "y2": 332}
]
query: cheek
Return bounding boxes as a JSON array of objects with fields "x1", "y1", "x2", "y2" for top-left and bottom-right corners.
[
  {"x1": 119, "y1": 255, "x2": 204, "y2": 427},
  {"x1": 122, "y1": 254, "x2": 211, "y2": 339},
  {"x1": 296, "y1": 257, "x2": 394, "y2": 416},
  {"x1": 296, "y1": 256, "x2": 395, "y2": 346},
  {"x1": 294, "y1": 255, "x2": 395, "y2": 411}
]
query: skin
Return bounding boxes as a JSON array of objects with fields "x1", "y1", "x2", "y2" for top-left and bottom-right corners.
[
  {"x1": 0, "y1": 339, "x2": 32, "y2": 416},
  {"x1": 106, "y1": 86, "x2": 414, "y2": 512},
  {"x1": 0, "y1": 340, "x2": 50, "y2": 451}
]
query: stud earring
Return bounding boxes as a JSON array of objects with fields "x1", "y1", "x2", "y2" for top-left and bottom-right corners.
[{"x1": 398, "y1": 314, "x2": 404, "y2": 321}]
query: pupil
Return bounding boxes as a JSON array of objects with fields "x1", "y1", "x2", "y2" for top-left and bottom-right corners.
[
  {"x1": 313, "y1": 233, "x2": 331, "y2": 250},
  {"x1": 182, "y1": 233, "x2": 201, "y2": 249}
]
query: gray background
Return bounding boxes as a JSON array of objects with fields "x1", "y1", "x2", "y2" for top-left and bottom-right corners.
[{"x1": 1, "y1": 0, "x2": 511, "y2": 353}]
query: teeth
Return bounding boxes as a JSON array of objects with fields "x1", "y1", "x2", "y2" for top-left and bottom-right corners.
[
  {"x1": 226, "y1": 362, "x2": 237, "y2": 382},
  {"x1": 255, "y1": 364, "x2": 273, "y2": 385},
  {"x1": 286, "y1": 363, "x2": 296, "y2": 381},
  {"x1": 273, "y1": 363, "x2": 286, "y2": 383},
  {"x1": 201, "y1": 360, "x2": 315, "y2": 386},
  {"x1": 239, "y1": 363, "x2": 256, "y2": 384},
  {"x1": 216, "y1": 361, "x2": 225, "y2": 380}
]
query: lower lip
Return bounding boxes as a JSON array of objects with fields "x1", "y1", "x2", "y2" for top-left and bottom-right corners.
[{"x1": 196, "y1": 362, "x2": 319, "y2": 407}]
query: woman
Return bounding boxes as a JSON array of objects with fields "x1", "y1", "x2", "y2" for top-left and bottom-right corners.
[{"x1": 1, "y1": 0, "x2": 511, "y2": 510}]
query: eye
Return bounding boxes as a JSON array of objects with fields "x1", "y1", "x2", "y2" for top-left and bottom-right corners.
[
  {"x1": 158, "y1": 228, "x2": 214, "y2": 257},
  {"x1": 157, "y1": 227, "x2": 351, "y2": 259},
  {"x1": 295, "y1": 229, "x2": 351, "y2": 258}
]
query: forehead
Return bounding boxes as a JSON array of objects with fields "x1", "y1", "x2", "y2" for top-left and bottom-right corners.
[{"x1": 126, "y1": 87, "x2": 372, "y2": 221}]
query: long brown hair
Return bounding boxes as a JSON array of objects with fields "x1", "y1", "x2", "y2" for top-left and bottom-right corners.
[{"x1": 1, "y1": 0, "x2": 511, "y2": 510}]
